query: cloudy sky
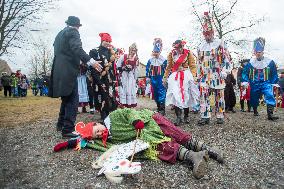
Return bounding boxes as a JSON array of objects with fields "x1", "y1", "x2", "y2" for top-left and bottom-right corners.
[{"x1": 4, "y1": 0, "x2": 284, "y2": 74}]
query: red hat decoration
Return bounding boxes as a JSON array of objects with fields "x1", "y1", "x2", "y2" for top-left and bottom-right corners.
[{"x1": 99, "y1": 33, "x2": 112, "y2": 42}]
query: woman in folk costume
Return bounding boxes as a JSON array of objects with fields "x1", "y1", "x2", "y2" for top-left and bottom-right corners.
[
  {"x1": 116, "y1": 43, "x2": 139, "y2": 108},
  {"x1": 53, "y1": 108, "x2": 224, "y2": 180},
  {"x1": 77, "y1": 63, "x2": 89, "y2": 113},
  {"x1": 146, "y1": 38, "x2": 167, "y2": 115},
  {"x1": 163, "y1": 40, "x2": 199, "y2": 126},
  {"x1": 242, "y1": 37, "x2": 279, "y2": 120},
  {"x1": 197, "y1": 12, "x2": 232, "y2": 125}
]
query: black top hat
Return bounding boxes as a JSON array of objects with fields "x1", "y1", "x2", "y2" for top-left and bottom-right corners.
[{"x1": 65, "y1": 16, "x2": 82, "y2": 27}]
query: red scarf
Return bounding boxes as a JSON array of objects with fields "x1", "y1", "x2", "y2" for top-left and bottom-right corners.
[{"x1": 172, "y1": 49, "x2": 190, "y2": 72}]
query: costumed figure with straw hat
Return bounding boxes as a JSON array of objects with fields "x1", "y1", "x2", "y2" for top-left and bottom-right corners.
[
  {"x1": 53, "y1": 108, "x2": 224, "y2": 183},
  {"x1": 146, "y1": 38, "x2": 167, "y2": 115},
  {"x1": 197, "y1": 12, "x2": 232, "y2": 125},
  {"x1": 242, "y1": 37, "x2": 279, "y2": 120}
]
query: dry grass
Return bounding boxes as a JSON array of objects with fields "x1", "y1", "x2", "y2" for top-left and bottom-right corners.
[{"x1": 0, "y1": 89, "x2": 60, "y2": 128}]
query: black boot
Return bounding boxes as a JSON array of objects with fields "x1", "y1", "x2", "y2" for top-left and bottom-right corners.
[
  {"x1": 247, "y1": 101, "x2": 251, "y2": 112},
  {"x1": 177, "y1": 146, "x2": 208, "y2": 179},
  {"x1": 156, "y1": 102, "x2": 161, "y2": 112},
  {"x1": 159, "y1": 103, "x2": 166, "y2": 116},
  {"x1": 267, "y1": 105, "x2": 279, "y2": 121},
  {"x1": 198, "y1": 118, "x2": 210, "y2": 125},
  {"x1": 184, "y1": 108, "x2": 190, "y2": 124},
  {"x1": 174, "y1": 106, "x2": 182, "y2": 126},
  {"x1": 240, "y1": 100, "x2": 245, "y2": 112},
  {"x1": 253, "y1": 107, "x2": 259, "y2": 116}
]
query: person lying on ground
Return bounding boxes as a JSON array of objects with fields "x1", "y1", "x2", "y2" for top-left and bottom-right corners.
[{"x1": 53, "y1": 108, "x2": 224, "y2": 179}]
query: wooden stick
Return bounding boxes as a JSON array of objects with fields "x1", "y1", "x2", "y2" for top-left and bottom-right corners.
[{"x1": 130, "y1": 129, "x2": 140, "y2": 164}]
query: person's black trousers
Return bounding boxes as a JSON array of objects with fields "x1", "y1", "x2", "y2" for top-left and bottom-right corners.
[
  {"x1": 3, "y1": 86, "x2": 12, "y2": 97},
  {"x1": 57, "y1": 81, "x2": 79, "y2": 134}
]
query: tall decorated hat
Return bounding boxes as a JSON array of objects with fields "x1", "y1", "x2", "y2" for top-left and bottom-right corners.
[
  {"x1": 153, "y1": 38, "x2": 163, "y2": 53},
  {"x1": 202, "y1": 12, "x2": 214, "y2": 36},
  {"x1": 253, "y1": 37, "x2": 265, "y2": 52}
]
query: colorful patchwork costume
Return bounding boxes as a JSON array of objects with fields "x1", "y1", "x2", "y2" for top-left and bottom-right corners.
[{"x1": 197, "y1": 12, "x2": 232, "y2": 125}]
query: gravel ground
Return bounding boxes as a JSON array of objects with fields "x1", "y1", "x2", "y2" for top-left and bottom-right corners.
[{"x1": 0, "y1": 98, "x2": 283, "y2": 189}]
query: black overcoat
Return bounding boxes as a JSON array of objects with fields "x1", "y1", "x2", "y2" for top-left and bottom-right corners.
[{"x1": 49, "y1": 27, "x2": 91, "y2": 97}]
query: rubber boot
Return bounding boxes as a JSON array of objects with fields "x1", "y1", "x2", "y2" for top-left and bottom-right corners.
[
  {"x1": 174, "y1": 106, "x2": 182, "y2": 126},
  {"x1": 177, "y1": 146, "x2": 208, "y2": 179},
  {"x1": 253, "y1": 107, "x2": 259, "y2": 116},
  {"x1": 184, "y1": 108, "x2": 190, "y2": 124},
  {"x1": 184, "y1": 137, "x2": 224, "y2": 164},
  {"x1": 267, "y1": 105, "x2": 279, "y2": 121}
]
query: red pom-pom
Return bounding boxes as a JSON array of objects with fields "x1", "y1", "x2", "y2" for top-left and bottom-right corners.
[{"x1": 134, "y1": 120, "x2": 144, "y2": 130}]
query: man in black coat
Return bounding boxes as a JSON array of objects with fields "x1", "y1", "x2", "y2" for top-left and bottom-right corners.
[{"x1": 49, "y1": 16, "x2": 102, "y2": 138}]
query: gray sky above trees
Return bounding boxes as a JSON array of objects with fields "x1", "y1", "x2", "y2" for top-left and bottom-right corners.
[{"x1": 4, "y1": 0, "x2": 284, "y2": 74}]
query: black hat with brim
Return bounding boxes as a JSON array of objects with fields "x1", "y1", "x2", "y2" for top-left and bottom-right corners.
[{"x1": 65, "y1": 16, "x2": 82, "y2": 27}]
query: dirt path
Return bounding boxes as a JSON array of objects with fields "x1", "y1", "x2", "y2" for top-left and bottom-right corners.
[{"x1": 0, "y1": 97, "x2": 283, "y2": 188}]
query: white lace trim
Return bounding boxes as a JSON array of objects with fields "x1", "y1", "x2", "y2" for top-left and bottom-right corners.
[
  {"x1": 149, "y1": 55, "x2": 166, "y2": 66},
  {"x1": 250, "y1": 57, "x2": 271, "y2": 69},
  {"x1": 198, "y1": 38, "x2": 222, "y2": 51}
]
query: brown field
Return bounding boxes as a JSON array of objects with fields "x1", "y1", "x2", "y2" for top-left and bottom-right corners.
[{"x1": 0, "y1": 89, "x2": 60, "y2": 128}]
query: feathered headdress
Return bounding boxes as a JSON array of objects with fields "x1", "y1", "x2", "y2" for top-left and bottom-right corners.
[{"x1": 202, "y1": 12, "x2": 214, "y2": 36}]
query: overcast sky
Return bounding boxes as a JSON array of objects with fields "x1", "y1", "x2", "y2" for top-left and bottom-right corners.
[{"x1": 4, "y1": 0, "x2": 284, "y2": 74}]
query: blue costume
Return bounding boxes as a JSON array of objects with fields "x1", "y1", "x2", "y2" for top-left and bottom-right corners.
[
  {"x1": 146, "y1": 38, "x2": 167, "y2": 115},
  {"x1": 242, "y1": 37, "x2": 279, "y2": 120},
  {"x1": 242, "y1": 57, "x2": 278, "y2": 107}
]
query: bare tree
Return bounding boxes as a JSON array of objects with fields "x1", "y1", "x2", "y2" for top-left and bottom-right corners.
[
  {"x1": 0, "y1": 0, "x2": 57, "y2": 56},
  {"x1": 189, "y1": 0, "x2": 265, "y2": 58},
  {"x1": 29, "y1": 39, "x2": 53, "y2": 79}
]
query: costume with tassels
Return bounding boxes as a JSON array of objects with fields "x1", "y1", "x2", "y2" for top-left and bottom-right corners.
[
  {"x1": 89, "y1": 33, "x2": 117, "y2": 120},
  {"x1": 163, "y1": 40, "x2": 199, "y2": 126},
  {"x1": 197, "y1": 12, "x2": 232, "y2": 125},
  {"x1": 242, "y1": 37, "x2": 279, "y2": 120},
  {"x1": 116, "y1": 43, "x2": 139, "y2": 108},
  {"x1": 146, "y1": 38, "x2": 167, "y2": 115}
]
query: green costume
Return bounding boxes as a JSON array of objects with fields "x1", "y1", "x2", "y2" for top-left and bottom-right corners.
[{"x1": 87, "y1": 108, "x2": 171, "y2": 159}]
